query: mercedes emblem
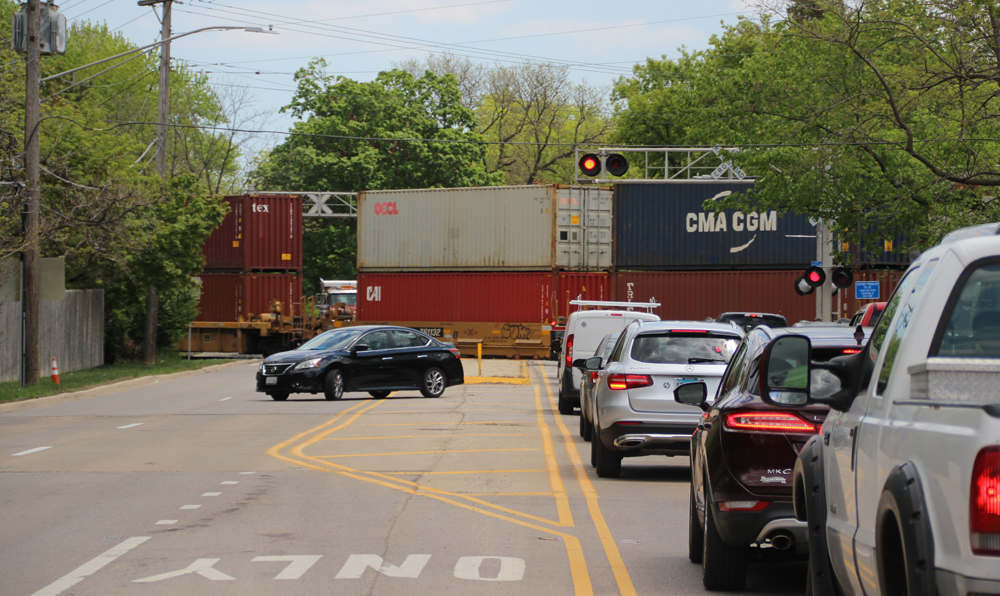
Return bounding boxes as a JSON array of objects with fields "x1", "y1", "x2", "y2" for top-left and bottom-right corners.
[{"x1": 685, "y1": 365, "x2": 695, "y2": 373}]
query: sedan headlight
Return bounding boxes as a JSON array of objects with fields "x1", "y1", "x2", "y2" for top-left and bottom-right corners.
[{"x1": 293, "y1": 358, "x2": 323, "y2": 370}]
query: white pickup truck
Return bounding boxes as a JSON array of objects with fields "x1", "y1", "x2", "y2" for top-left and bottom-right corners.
[{"x1": 758, "y1": 224, "x2": 1000, "y2": 596}]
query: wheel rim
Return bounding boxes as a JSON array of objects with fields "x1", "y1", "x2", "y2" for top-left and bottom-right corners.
[
  {"x1": 333, "y1": 371, "x2": 343, "y2": 398},
  {"x1": 426, "y1": 370, "x2": 445, "y2": 394}
]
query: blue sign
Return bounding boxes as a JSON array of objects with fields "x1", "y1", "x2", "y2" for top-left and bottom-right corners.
[
  {"x1": 855, "y1": 281, "x2": 880, "y2": 300},
  {"x1": 811, "y1": 261, "x2": 823, "y2": 267}
]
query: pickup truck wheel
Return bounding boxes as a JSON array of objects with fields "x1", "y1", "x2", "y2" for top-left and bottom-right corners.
[
  {"x1": 324, "y1": 370, "x2": 344, "y2": 401},
  {"x1": 876, "y1": 463, "x2": 936, "y2": 596},
  {"x1": 702, "y1": 501, "x2": 748, "y2": 591},
  {"x1": 594, "y1": 435, "x2": 622, "y2": 478},
  {"x1": 269, "y1": 392, "x2": 289, "y2": 401},
  {"x1": 795, "y1": 436, "x2": 840, "y2": 596},
  {"x1": 689, "y1": 478, "x2": 704, "y2": 563}
]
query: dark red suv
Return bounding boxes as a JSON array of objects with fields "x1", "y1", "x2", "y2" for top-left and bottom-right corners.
[{"x1": 674, "y1": 325, "x2": 868, "y2": 592}]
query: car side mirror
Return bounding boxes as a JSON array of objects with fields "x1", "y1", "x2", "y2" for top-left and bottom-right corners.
[
  {"x1": 585, "y1": 356, "x2": 603, "y2": 370},
  {"x1": 674, "y1": 381, "x2": 708, "y2": 409},
  {"x1": 352, "y1": 343, "x2": 369, "y2": 354},
  {"x1": 760, "y1": 335, "x2": 812, "y2": 407},
  {"x1": 572, "y1": 358, "x2": 588, "y2": 369}
]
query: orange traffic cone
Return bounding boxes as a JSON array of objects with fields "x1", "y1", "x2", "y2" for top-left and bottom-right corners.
[{"x1": 51, "y1": 357, "x2": 60, "y2": 385}]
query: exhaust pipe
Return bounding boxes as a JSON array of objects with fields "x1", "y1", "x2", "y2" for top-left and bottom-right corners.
[
  {"x1": 768, "y1": 531, "x2": 794, "y2": 551},
  {"x1": 613, "y1": 436, "x2": 645, "y2": 450}
]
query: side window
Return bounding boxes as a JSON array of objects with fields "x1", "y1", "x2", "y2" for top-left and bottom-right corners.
[
  {"x1": 607, "y1": 331, "x2": 630, "y2": 363},
  {"x1": 934, "y1": 262, "x2": 1000, "y2": 358},
  {"x1": 391, "y1": 330, "x2": 428, "y2": 348},
  {"x1": 717, "y1": 342, "x2": 749, "y2": 398},
  {"x1": 868, "y1": 269, "x2": 919, "y2": 368},
  {"x1": 361, "y1": 330, "x2": 390, "y2": 351},
  {"x1": 875, "y1": 260, "x2": 938, "y2": 393}
]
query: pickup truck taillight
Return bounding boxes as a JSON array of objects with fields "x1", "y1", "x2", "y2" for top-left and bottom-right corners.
[
  {"x1": 971, "y1": 446, "x2": 1000, "y2": 556},
  {"x1": 565, "y1": 334, "x2": 574, "y2": 369},
  {"x1": 607, "y1": 374, "x2": 653, "y2": 391}
]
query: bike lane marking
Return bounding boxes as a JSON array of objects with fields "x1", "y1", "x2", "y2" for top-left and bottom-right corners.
[
  {"x1": 538, "y1": 363, "x2": 638, "y2": 596},
  {"x1": 29, "y1": 536, "x2": 150, "y2": 596}
]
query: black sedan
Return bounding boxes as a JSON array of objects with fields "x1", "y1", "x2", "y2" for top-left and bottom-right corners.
[{"x1": 255, "y1": 325, "x2": 464, "y2": 401}]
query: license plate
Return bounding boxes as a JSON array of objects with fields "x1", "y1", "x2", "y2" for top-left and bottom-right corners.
[
  {"x1": 266, "y1": 377, "x2": 278, "y2": 385},
  {"x1": 675, "y1": 377, "x2": 704, "y2": 386}
]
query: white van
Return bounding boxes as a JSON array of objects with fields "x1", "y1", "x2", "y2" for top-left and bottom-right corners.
[{"x1": 557, "y1": 302, "x2": 660, "y2": 415}]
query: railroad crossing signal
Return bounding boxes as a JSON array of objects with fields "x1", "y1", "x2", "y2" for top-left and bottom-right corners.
[
  {"x1": 795, "y1": 266, "x2": 854, "y2": 296},
  {"x1": 831, "y1": 267, "x2": 854, "y2": 289},
  {"x1": 578, "y1": 152, "x2": 629, "y2": 178}
]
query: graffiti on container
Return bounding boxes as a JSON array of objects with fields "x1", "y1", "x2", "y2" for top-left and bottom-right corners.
[
  {"x1": 251, "y1": 203, "x2": 269, "y2": 213},
  {"x1": 685, "y1": 211, "x2": 777, "y2": 234},
  {"x1": 500, "y1": 324, "x2": 532, "y2": 340},
  {"x1": 366, "y1": 286, "x2": 382, "y2": 302},
  {"x1": 373, "y1": 202, "x2": 399, "y2": 215},
  {"x1": 466, "y1": 328, "x2": 476, "y2": 337}
]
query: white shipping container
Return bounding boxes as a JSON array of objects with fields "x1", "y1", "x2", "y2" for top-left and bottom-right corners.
[{"x1": 357, "y1": 185, "x2": 612, "y2": 271}]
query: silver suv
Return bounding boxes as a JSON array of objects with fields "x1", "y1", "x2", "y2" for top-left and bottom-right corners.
[{"x1": 587, "y1": 320, "x2": 743, "y2": 478}]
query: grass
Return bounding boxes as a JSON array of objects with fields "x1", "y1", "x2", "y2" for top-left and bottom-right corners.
[{"x1": 0, "y1": 350, "x2": 237, "y2": 403}]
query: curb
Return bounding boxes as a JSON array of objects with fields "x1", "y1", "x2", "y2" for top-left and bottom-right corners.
[
  {"x1": 464, "y1": 376, "x2": 532, "y2": 385},
  {"x1": 0, "y1": 359, "x2": 259, "y2": 415}
]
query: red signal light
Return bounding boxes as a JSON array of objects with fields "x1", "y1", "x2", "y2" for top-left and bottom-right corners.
[
  {"x1": 803, "y1": 266, "x2": 826, "y2": 288},
  {"x1": 583, "y1": 157, "x2": 597, "y2": 170},
  {"x1": 809, "y1": 271, "x2": 822, "y2": 283},
  {"x1": 579, "y1": 153, "x2": 601, "y2": 177}
]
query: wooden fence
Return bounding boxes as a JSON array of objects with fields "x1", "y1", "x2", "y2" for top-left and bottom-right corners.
[{"x1": 0, "y1": 290, "x2": 104, "y2": 383}]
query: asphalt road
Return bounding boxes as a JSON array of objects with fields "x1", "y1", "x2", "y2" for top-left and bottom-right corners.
[{"x1": 0, "y1": 360, "x2": 807, "y2": 596}]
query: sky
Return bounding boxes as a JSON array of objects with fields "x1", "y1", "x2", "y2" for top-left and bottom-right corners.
[{"x1": 53, "y1": 0, "x2": 756, "y2": 153}]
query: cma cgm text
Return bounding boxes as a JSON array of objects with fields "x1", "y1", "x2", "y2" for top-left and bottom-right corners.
[{"x1": 686, "y1": 211, "x2": 778, "y2": 233}]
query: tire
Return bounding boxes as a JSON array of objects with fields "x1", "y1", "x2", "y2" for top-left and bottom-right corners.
[
  {"x1": 594, "y1": 434, "x2": 622, "y2": 478},
  {"x1": 579, "y1": 407, "x2": 587, "y2": 438},
  {"x1": 702, "y1": 500, "x2": 748, "y2": 591},
  {"x1": 582, "y1": 410, "x2": 593, "y2": 442},
  {"x1": 689, "y1": 477, "x2": 704, "y2": 564},
  {"x1": 420, "y1": 367, "x2": 446, "y2": 398},
  {"x1": 590, "y1": 424, "x2": 598, "y2": 467},
  {"x1": 324, "y1": 369, "x2": 344, "y2": 401},
  {"x1": 875, "y1": 463, "x2": 936, "y2": 596},
  {"x1": 795, "y1": 436, "x2": 840, "y2": 596},
  {"x1": 269, "y1": 392, "x2": 289, "y2": 401},
  {"x1": 558, "y1": 395, "x2": 573, "y2": 415},
  {"x1": 369, "y1": 391, "x2": 390, "y2": 399}
]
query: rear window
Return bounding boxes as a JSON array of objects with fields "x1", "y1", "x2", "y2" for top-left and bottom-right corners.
[
  {"x1": 719, "y1": 314, "x2": 788, "y2": 331},
  {"x1": 748, "y1": 346, "x2": 852, "y2": 397},
  {"x1": 629, "y1": 332, "x2": 741, "y2": 364},
  {"x1": 935, "y1": 262, "x2": 1000, "y2": 358}
]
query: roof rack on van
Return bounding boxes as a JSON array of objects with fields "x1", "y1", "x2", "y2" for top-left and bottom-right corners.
[{"x1": 569, "y1": 297, "x2": 660, "y2": 312}]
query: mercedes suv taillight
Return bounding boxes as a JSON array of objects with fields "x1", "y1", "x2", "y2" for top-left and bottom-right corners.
[
  {"x1": 565, "y1": 334, "x2": 574, "y2": 369},
  {"x1": 724, "y1": 412, "x2": 818, "y2": 434},
  {"x1": 607, "y1": 374, "x2": 653, "y2": 391},
  {"x1": 971, "y1": 446, "x2": 1000, "y2": 556}
]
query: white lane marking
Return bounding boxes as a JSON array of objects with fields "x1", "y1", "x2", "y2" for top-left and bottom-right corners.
[
  {"x1": 252, "y1": 555, "x2": 323, "y2": 580},
  {"x1": 29, "y1": 536, "x2": 150, "y2": 596},
  {"x1": 117, "y1": 423, "x2": 144, "y2": 429},
  {"x1": 202, "y1": 492, "x2": 221, "y2": 497},
  {"x1": 219, "y1": 397, "x2": 233, "y2": 402},
  {"x1": 221, "y1": 481, "x2": 238, "y2": 485},
  {"x1": 335, "y1": 554, "x2": 431, "y2": 579},
  {"x1": 155, "y1": 520, "x2": 177, "y2": 525},
  {"x1": 239, "y1": 471, "x2": 255, "y2": 475},
  {"x1": 133, "y1": 558, "x2": 235, "y2": 582},
  {"x1": 13, "y1": 446, "x2": 51, "y2": 456},
  {"x1": 179, "y1": 505, "x2": 201, "y2": 510},
  {"x1": 454, "y1": 556, "x2": 525, "y2": 581}
]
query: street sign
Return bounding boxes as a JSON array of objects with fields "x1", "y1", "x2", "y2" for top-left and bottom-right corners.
[
  {"x1": 855, "y1": 281, "x2": 880, "y2": 300},
  {"x1": 811, "y1": 261, "x2": 823, "y2": 267}
]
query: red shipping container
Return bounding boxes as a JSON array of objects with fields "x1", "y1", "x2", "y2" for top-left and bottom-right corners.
[
  {"x1": 202, "y1": 195, "x2": 303, "y2": 272},
  {"x1": 612, "y1": 271, "x2": 818, "y2": 325},
  {"x1": 357, "y1": 272, "x2": 611, "y2": 323},
  {"x1": 196, "y1": 273, "x2": 302, "y2": 321}
]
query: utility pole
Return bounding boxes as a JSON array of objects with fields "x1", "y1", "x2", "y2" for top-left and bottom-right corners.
[
  {"x1": 139, "y1": 0, "x2": 171, "y2": 363},
  {"x1": 22, "y1": 0, "x2": 41, "y2": 386}
]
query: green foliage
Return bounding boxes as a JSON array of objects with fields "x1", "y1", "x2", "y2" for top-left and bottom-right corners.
[
  {"x1": 611, "y1": 2, "x2": 1000, "y2": 252},
  {"x1": 302, "y1": 219, "x2": 357, "y2": 295}
]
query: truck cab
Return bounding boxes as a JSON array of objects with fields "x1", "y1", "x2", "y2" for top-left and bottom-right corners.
[
  {"x1": 760, "y1": 224, "x2": 1000, "y2": 596},
  {"x1": 319, "y1": 279, "x2": 357, "y2": 319}
]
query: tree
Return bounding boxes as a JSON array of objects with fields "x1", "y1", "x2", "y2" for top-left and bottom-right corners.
[
  {"x1": 398, "y1": 55, "x2": 613, "y2": 184},
  {"x1": 611, "y1": 2, "x2": 1000, "y2": 251},
  {"x1": 256, "y1": 60, "x2": 501, "y2": 192}
]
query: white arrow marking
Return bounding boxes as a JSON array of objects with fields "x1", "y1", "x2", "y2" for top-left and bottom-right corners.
[
  {"x1": 729, "y1": 234, "x2": 757, "y2": 253},
  {"x1": 133, "y1": 558, "x2": 235, "y2": 582},
  {"x1": 30, "y1": 536, "x2": 149, "y2": 596},
  {"x1": 13, "y1": 446, "x2": 51, "y2": 456},
  {"x1": 252, "y1": 555, "x2": 323, "y2": 580},
  {"x1": 454, "y1": 556, "x2": 526, "y2": 581},
  {"x1": 335, "y1": 554, "x2": 431, "y2": 579}
]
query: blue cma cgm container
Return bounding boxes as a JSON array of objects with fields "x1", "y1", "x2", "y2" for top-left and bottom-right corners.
[{"x1": 614, "y1": 181, "x2": 818, "y2": 269}]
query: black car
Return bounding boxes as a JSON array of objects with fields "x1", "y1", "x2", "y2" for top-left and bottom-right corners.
[{"x1": 255, "y1": 325, "x2": 464, "y2": 401}]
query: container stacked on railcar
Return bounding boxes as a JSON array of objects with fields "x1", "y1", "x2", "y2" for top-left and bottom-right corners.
[{"x1": 355, "y1": 185, "x2": 613, "y2": 357}]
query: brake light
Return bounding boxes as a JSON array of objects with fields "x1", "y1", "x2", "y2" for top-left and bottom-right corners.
[
  {"x1": 842, "y1": 349, "x2": 861, "y2": 354},
  {"x1": 607, "y1": 374, "x2": 653, "y2": 390},
  {"x1": 673, "y1": 329, "x2": 708, "y2": 333},
  {"x1": 449, "y1": 348, "x2": 461, "y2": 359},
  {"x1": 724, "y1": 412, "x2": 818, "y2": 433},
  {"x1": 565, "y1": 334, "x2": 574, "y2": 369},
  {"x1": 971, "y1": 447, "x2": 1000, "y2": 556},
  {"x1": 718, "y1": 501, "x2": 770, "y2": 512}
]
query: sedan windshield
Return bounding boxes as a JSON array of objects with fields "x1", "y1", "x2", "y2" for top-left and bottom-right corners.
[
  {"x1": 630, "y1": 333, "x2": 741, "y2": 364},
  {"x1": 298, "y1": 328, "x2": 365, "y2": 351}
]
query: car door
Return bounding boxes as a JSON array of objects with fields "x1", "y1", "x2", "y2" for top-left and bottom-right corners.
[
  {"x1": 824, "y1": 268, "x2": 918, "y2": 596},
  {"x1": 389, "y1": 329, "x2": 432, "y2": 387},
  {"x1": 350, "y1": 330, "x2": 394, "y2": 389}
]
